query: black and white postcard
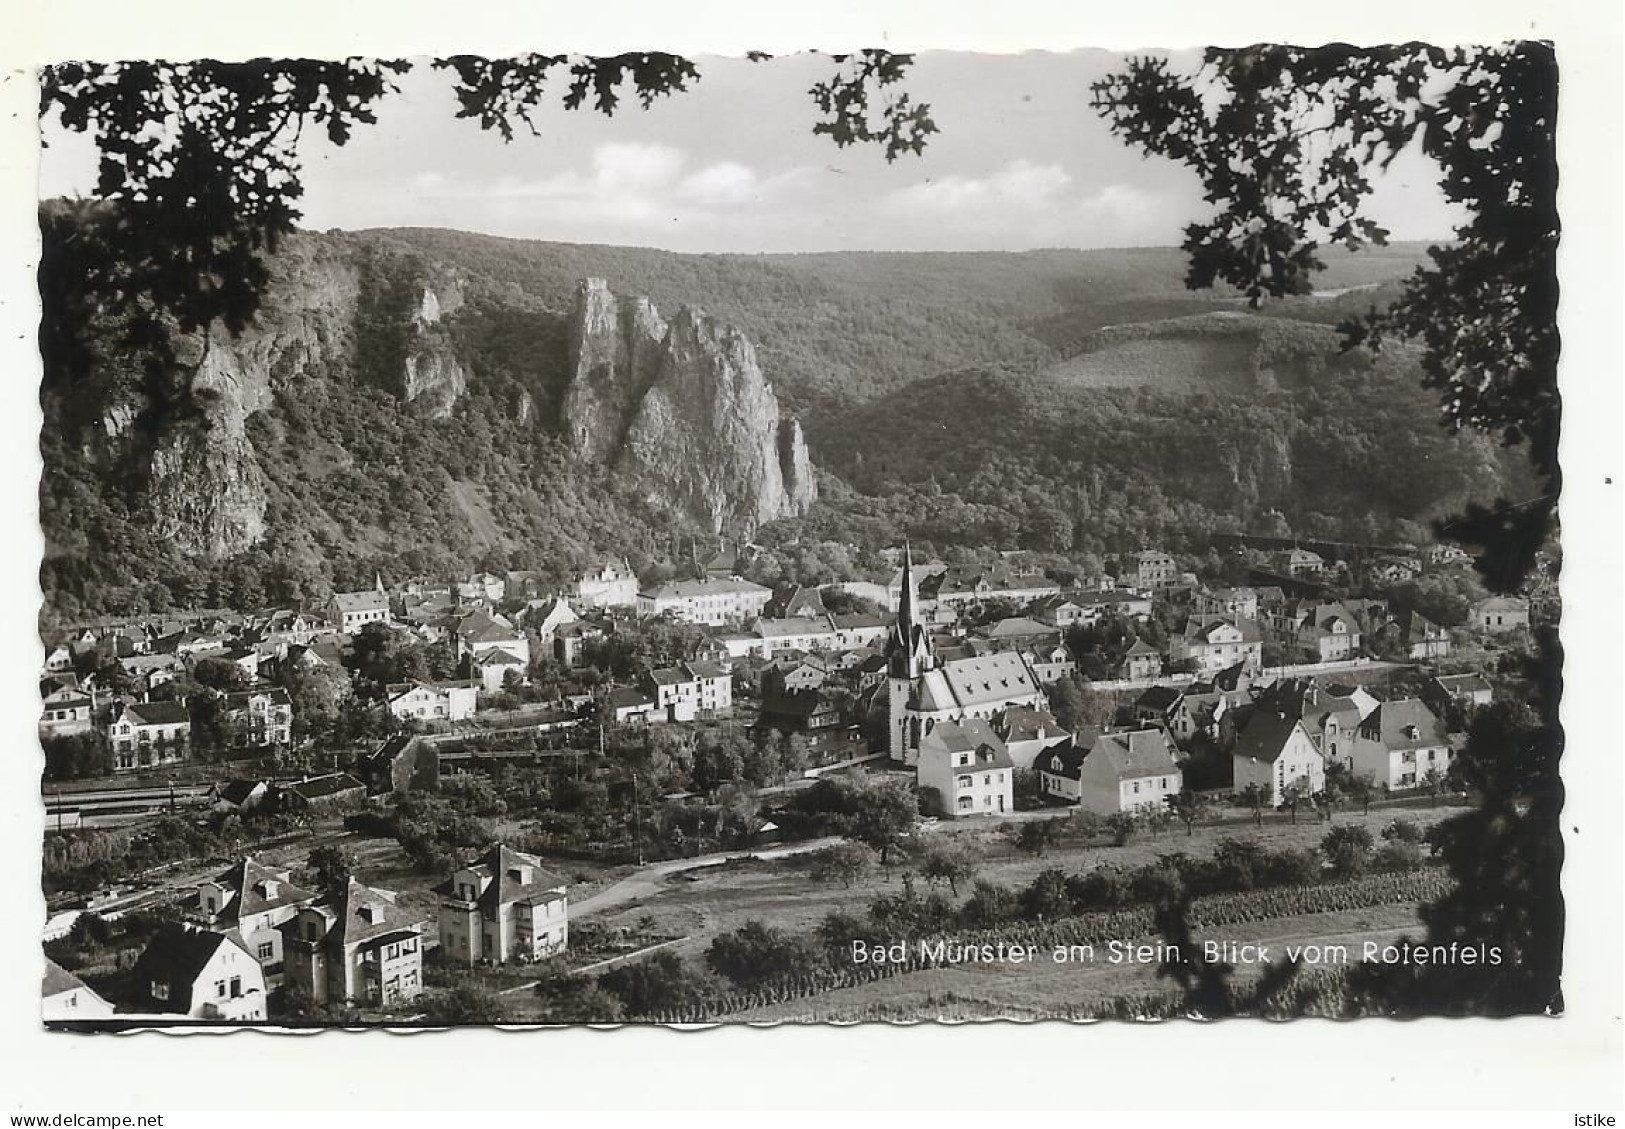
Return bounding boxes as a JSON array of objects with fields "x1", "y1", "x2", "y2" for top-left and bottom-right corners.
[{"x1": 8, "y1": 1, "x2": 1623, "y2": 1115}]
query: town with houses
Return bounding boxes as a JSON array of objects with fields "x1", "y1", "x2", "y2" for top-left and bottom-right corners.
[{"x1": 37, "y1": 529, "x2": 1555, "y2": 1026}]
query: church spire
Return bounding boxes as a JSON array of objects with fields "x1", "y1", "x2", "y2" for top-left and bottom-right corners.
[{"x1": 887, "y1": 539, "x2": 934, "y2": 679}]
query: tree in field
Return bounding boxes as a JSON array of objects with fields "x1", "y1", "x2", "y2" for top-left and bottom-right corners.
[
  {"x1": 1093, "y1": 43, "x2": 1558, "y2": 594},
  {"x1": 919, "y1": 841, "x2": 979, "y2": 897},
  {"x1": 704, "y1": 920, "x2": 809, "y2": 988},
  {"x1": 806, "y1": 842, "x2": 875, "y2": 889},
  {"x1": 1237, "y1": 782, "x2": 1268, "y2": 827},
  {"x1": 1009, "y1": 817, "x2": 1065, "y2": 857},
  {"x1": 1280, "y1": 780, "x2": 1312, "y2": 825},
  {"x1": 839, "y1": 777, "x2": 917, "y2": 866},
  {"x1": 597, "y1": 951, "x2": 711, "y2": 1018},
  {"x1": 1165, "y1": 788, "x2": 1210, "y2": 837},
  {"x1": 303, "y1": 844, "x2": 352, "y2": 894},
  {"x1": 1321, "y1": 825, "x2": 1375, "y2": 879},
  {"x1": 1105, "y1": 811, "x2": 1139, "y2": 847},
  {"x1": 1020, "y1": 868, "x2": 1072, "y2": 921},
  {"x1": 1341, "y1": 771, "x2": 1379, "y2": 818}
]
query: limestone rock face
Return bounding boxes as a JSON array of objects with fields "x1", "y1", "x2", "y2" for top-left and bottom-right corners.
[
  {"x1": 564, "y1": 279, "x2": 818, "y2": 533},
  {"x1": 399, "y1": 281, "x2": 469, "y2": 419}
]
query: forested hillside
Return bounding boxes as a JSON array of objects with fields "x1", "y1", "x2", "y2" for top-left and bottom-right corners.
[
  {"x1": 42, "y1": 213, "x2": 1485, "y2": 629},
  {"x1": 797, "y1": 312, "x2": 1529, "y2": 558}
]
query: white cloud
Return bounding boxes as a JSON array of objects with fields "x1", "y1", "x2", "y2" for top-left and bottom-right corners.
[
  {"x1": 591, "y1": 143, "x2": 685, "y2": 193},
  {"x1": 677, "y1": 161, "x2": 760, "y2": 205}
]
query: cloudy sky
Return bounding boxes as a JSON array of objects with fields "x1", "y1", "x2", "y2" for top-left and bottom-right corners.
[{"x1": 38, "y1": 50, "x2": 1465, "y2": 253}]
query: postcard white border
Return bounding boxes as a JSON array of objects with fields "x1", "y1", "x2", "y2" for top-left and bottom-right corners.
[{"x1": 0, "y1": 0, "x2": 1619, "y2": 1112}]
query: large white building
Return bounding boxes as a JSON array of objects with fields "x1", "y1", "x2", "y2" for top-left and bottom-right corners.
[
  {"x1": 636, "y1": 576, "x2": 772, "y2": 626},
  {"x1": 575, "y1": 558, "x2": 639, "y2": 609}
]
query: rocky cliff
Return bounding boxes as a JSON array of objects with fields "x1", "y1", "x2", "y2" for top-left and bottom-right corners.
[
  {"x1": 564, "y1": 278, "x2": 818, "y2": 534},
  {"x1": 52, "y1": 243, "x2": 480, "y2": 561}
]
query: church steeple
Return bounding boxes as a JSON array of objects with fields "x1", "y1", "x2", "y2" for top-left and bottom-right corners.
[{"x1": 887, "y1": 540, "x2": 935, "y2": 679}]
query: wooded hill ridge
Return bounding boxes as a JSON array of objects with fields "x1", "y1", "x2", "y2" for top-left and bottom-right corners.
[{"x1": 40, "y1": 212, "x2": 1517, "y2": 627}]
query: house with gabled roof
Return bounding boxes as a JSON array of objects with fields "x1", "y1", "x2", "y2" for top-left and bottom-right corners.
[
  {"x1": 132, "y1": 923, "x2": 267, "y2": 1021},
  {"x1": 280, "y1": 878, "x2": 427, "y2": 1008},
  {"x1": 40, "y1": 682, "x2": 95, "y2": 738},
  {"x1": 274, "y1": 773, "x2": 367, "y2": 811},
  {"x1": 1170, "y1": 615, "x2": 1263, "y2": 675},
  {"x1": 996, "y1": 706, "x2": 1067, "y2": 771},
  {"x1": 914, "y1": 718, "x2": 1014, "y2": 818},
  {"x1": 42, "y1": 958, "x2": 116, "y2": 1022},
  {"x1": 766, "y1": 584, "x2": 830, "y2": 620},
  {"x1": 435, "y1": 844, "x2": 569, "y2": 966},
  {"x1": 1230, "y1": 710, "x2": 1326, "y2": 807},
  {"x1": 1351, "y1": 698, "x2": 1452, "y2": 790},
  {"x1": 221, "y1": 687, "x2": 293, "y2": 748},
  {"x1": 475, "y1": 647, "x2": 530, "y2": 693},
  {"x1": 1035, "y1": 728, "x2": 1181, "y2": 813},
  {"x1": 1471, "y1": 595, "x2": 1530, "y2": 635},
  {"x1": 1120, "y1": 637, "x2": 1163, "y2": 681},
  {"x1": 1425, "y1": 673, "x2": 1494, "y2": 712},
  {"x1": 326, "y1": 587, "x2": 392, "y2": 635},
  {"x1": 108, "y1": 699, "x2": 191, "y2": 771},
  {"x1": 575, "y1": 557, "x2": 638, "y2": 609},
  {"x1": 192, "y1": 857, "x2": 317, "y2": 987},
  {"x1": 386, "y1": 680, "x2": 478, "y2": 723},
  {"x1": 1133, "y1": 685, "x2": 1185, "y2": 725}
]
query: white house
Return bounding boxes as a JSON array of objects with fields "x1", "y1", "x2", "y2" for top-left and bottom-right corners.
[
  {"x1": 109, "y1": 700, "x2": 192, "y2": 771},
  {"x1": 575, "y1": 558, "x2": 639, "y2": 609},
  {"x1": 1231, "y1": 711, "x2": 1327, "y2": 807},
  {"x1": 1034, "y1": 729, "x2": 1181, "y2": 814},
  {"x1": 435, "y1": 844, "x2": 568, "y2": 966},
  {"x1": 1170, "y1": 616, "x2": 1263, "y2": 675},
  {"x1": 327, "y1": 588, "x2": 391, "y2": 635},
  {"x1": 914, "y1": 718, "x2": 1014, "y2": 818},
  {"x1": 192, "y1": 857, "x2": 316, "y2": 988},
  {"x1": 41, "y1": 959, "x2": 116, "y2": 1022},
  {"x1": 1351, "y1": 699, "x2": 1453, "y2": 790},
  {"x1": 132, "y1": 924, "x2": 268, "y2": 1022},
  {"x1": 386, "y1": 681, "x2": 479, "y2": 723}
]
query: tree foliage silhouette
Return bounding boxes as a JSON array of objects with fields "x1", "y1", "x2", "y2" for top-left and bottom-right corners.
[
  {"x1": 40, "y1": 51, "x2": 935, "y2": 339},
  {"x1": 1092, "y1": 42, "x2": 1559, "y2": 593}
]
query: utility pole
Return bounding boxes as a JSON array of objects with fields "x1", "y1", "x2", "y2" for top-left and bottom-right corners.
[{"x1": 631, "y1": 770, "x2": 645, "y2": 867}]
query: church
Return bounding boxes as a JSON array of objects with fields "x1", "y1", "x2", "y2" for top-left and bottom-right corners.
[{"x1": 886, "y1": 546, "x2": 1048, "y2": 766}]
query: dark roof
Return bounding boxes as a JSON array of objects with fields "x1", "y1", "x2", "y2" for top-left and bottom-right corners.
[
  {"x1": 42, "y1": 958, "x2": 91, "y2": 998},
  {"x1": 999, "y1": 706, "x2": 1063, "y2": 744},
  {"x1": 1086, "y1": 729, "x2": 1179, "y2": 781},
  {"x1": 291, "y1": 878, "x2": 426, "y2": 950},
  {"x1": 124, "y1": 700, "x2": 190, "y2": 726},
  {"x1": 1231, "y1": 710, "x2": 1311, "y2": 765},
  {"x1": 1034, "y1": 736, "x2": 1087, "y2": 780},
  {"x1": 435, "y1": 844, "x2": 568, "y2": 916},
  {"x1": 282, "y1": 773, "x2": 365, "y2": 801},
  {"x1": 685, "y1": 660, "x2": 730, "y2": 680},
  {"x1": 760, "y1": 689, "x2": 836, "y2": 720},
  {"x1": 132, "y1": 924, "x2": 240, "y2": 1008},
  {"x1": 210, "y1": 779, "x2": 267, "y2": 806},
  {"x1": 605, "y1": 687, "x2": 655, "y2": 710},
  {"x1": 207, "y1": 857, "x2": 316, "y2": 920},
  {"x1": 1359, "y1": 699, "x2": 1448, "y2": 750},
  {"x1": 1135, "y1": 685, "x2": 1184, "y2": 713}
]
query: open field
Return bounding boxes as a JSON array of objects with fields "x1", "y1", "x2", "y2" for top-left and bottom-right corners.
[{"x1": 729, "y1": 900, "x2": 1427, "y2": 1023}]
